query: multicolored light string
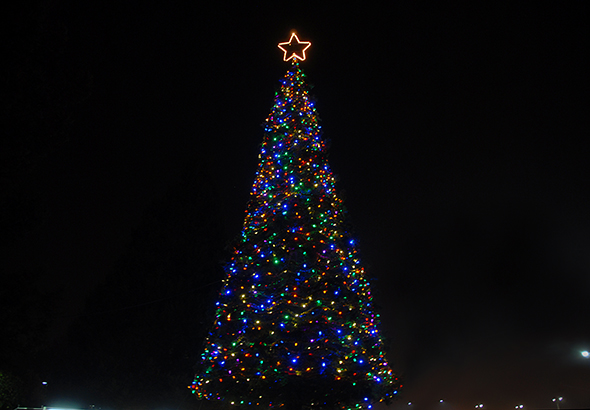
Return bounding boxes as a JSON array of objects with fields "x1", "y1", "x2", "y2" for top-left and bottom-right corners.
[{"x1": 191, "y1": 49, "x2": 399, "y2": 409}]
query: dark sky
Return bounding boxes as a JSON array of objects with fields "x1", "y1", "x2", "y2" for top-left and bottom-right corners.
[{"x1": 4, "y1": 2, "x2": 590, "y2": 409}]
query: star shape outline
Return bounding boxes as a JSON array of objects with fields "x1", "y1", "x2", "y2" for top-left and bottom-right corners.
[{"x1": 278, "y1": 33, "x2": 312, "y2": 61}]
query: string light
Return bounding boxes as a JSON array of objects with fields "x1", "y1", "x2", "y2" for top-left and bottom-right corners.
[{"x1": 191, "y1": 51, "x2": 398, "y2": 409}]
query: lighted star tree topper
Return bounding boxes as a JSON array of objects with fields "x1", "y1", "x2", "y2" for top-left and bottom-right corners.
[
  {"x1": 278, "y1": 33, "x2": 311, "y2": 61},
  {"x1": 191, "y1": 33, "x2": 399, "y2": 410}
]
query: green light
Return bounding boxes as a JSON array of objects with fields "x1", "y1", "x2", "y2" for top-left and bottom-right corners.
[{"x1": 193, "y1": 54, "x2": 397, "y2": 409}]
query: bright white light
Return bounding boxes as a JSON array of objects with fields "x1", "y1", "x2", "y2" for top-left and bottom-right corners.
[
  {"x1": 46, "y1": 408, "x2": 86, "y2": 410},
  {"x1": 440, "y1": 400, "x2": 444, "y2": 403},
  {"x1": 582, "y1": 350, "x2": 589, "y2": 358}
]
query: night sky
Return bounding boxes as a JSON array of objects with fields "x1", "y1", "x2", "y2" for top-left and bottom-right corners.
[{"x1": 3, "y1": 2, "x2": 589, "y2": 409}]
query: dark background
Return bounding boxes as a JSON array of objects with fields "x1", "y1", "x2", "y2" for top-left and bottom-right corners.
[{"x1": 2, "y1": 2, "x2": 589, "y2": 410}]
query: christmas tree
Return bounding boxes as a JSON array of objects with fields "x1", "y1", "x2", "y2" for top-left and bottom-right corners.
[{"x1": 191, "y1": 33, "x2": 399, "y2": 410}]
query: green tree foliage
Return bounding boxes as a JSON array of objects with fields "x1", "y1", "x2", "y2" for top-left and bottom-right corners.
[{"x1": 0, "y1": 370, "x2": 24, "y2": 410}]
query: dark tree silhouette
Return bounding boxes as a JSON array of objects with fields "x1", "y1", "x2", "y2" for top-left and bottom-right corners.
[{"x1": 62, "y1": 164, "x2": 225, "y2": 409}]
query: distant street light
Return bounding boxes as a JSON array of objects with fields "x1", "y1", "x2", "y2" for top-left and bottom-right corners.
[
  {"x1": 552, "y1": 397, "x2": 563, "y2": 410},
  {"x1": 582, "y1": 350, "x2": 589, "y2": 358},
  {"x1": 515, "y1": 406, "x2": 524, "y2": 409},
  {"x1": 475, "y1": 405, "x2": 483, "y2": 408}
]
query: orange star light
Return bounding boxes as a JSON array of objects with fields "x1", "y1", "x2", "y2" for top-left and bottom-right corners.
[{"x1": 278, "y1": 33, "x2": 311, "y2": 61}]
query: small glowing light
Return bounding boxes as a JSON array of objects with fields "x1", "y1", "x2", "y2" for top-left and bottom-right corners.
[
  {"x1": 42, "y1": 381, "x2": 48, "y2": 385},
  {"x1": 440, "y1": 399, "x2": 444, "y2": 403},
  {"x1": 582, "y1": 350, "x2": 589, "y2": 358}
]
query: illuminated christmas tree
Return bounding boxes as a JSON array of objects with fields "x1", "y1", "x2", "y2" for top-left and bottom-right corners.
[{"x1": 191, "y1": 33, "x2": 399, "y2": 410}]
